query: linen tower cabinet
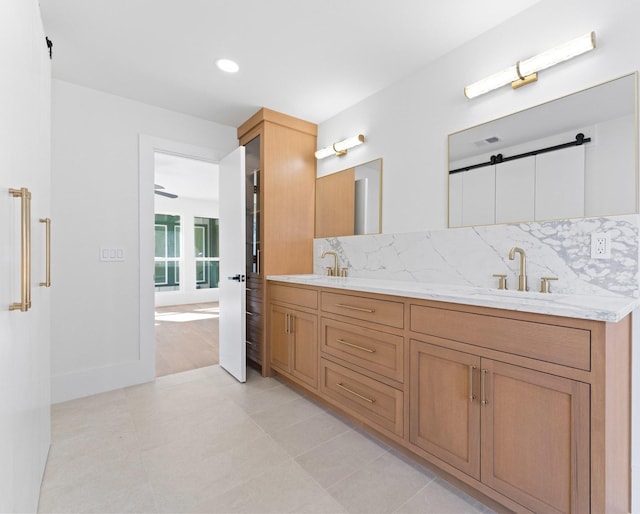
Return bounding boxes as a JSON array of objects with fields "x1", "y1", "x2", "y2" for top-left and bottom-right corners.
[{"x1": 237, "y1": 108, "x2": 317, "y2": 373}]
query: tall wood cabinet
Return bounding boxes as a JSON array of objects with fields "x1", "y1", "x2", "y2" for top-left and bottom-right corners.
[{"x1": 237, "y1": 109, "x2": 317, "y2": 372}]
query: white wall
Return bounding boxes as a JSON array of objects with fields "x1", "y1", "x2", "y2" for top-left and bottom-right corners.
[
  {"x1": 154, "y1": 194, "x2": 221, "y2": 306},
  {"x1": 317, "y1": 0, "x2": 640, "y2": 234},
  {"x1": 51, "y1": 80, "x2": 237, "y2": 403},
  {"x1": 317, "y1": 1, "x2": 640, "y2": 510}
]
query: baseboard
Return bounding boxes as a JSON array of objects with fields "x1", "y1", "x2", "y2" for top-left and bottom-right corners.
[{"x1": 51, "y1": 359, "x2": 154, "y2": 404}]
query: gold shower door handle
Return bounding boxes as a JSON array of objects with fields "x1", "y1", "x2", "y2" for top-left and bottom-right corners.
[
  {"x1": 39, "y1": 218, "x2": 51, "y2": 287},
  {"x1": 9, "y1": 187, "x2": 32, "y2": 312}
]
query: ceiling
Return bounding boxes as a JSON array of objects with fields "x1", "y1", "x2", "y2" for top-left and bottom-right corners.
[
  {"x1": 39, "y1": 0, "x2": 542, "y2": 128},
  {"x1": 154, "y1": 152, "x2": 218, "y2": 201}
]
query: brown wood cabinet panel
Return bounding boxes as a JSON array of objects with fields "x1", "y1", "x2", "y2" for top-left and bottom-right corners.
[
  {"x1": 315, "y1": 168, "x2": 355, "y2": 238},
  {"x1": 291, "y1": 310, "x2": 318, "y2": 388},
  {"x1": 410, "y1": 304, "x2": 591, "y2": 370},
  {"x1": 320, "y1": 358, "x2": 403, "y2": 437},
  {"x1": 270, "y1": 283, "x2": 318, "y2": 310},
  {"x1": 409, "y1": 339, "x2": 481, "y2": 479},
  {"x1": 262, "y1": 122, "x2": 316, "y2": 277},
  {"x1": 321, "y1": 318, "x2": 404, "y2": 382},
  {"x1": 321, "y1": 291, "x2": 404, "y2": 328},
  {"x1": 268, "y1": 297, "x2": 318, "y2": 389},
  {"x1": 481, "y1": 360, "x2": 590, "y2": 514},
  {"x1": 269, "y1": 304, "x2": 290, "y2": 373}
]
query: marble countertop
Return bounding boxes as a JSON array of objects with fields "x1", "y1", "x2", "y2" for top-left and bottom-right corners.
[{"x1": 267, "y1": 274, "x2": 640, "y2": 322}]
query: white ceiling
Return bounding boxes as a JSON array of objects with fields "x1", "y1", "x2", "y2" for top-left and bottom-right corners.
[
  {"x1": 39, "y1": 0, "x2": 542, "y2": 128},
  {"x1": 154, "y1": 152, "x2": 218, "y2": 201}
]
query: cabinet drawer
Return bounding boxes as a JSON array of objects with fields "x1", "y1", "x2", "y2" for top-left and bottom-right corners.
[
  {"x1": 246, "y1": 276, "x2": 263, "y2": 298},
  {"x1": 321, "y1": 318, "x2": 404, "y2": 382},
  {"x1": 270, "y1": 284, "x2": 318, "y2": 309},
  {"x1": 410, "y1": 304, "x2": 591, "y2": 371},
  {"x1": 320, "y1": 359, "x2": 403, "y2": 437},
  {"x1": 321, "y1": 292, "x2": 404, "y2": 328},
  {"x1": 246, "y1": 295, "x2": 262, "y2": 318}
]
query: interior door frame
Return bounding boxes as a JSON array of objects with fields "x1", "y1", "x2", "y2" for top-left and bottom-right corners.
[{"x1": 138, "y1": 135, "x2": 224, "y2": 379}]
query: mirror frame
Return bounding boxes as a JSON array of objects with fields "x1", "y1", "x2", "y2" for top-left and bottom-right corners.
[
  {"x1": 315, "y1": 158, "x2": 383, "y2": 238},
  {"x1": 447, "y1": 72, "x2": 639, "y2": 228}
]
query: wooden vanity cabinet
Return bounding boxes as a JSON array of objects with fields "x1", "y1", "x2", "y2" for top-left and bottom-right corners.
[
  {"x1": 410, "y1": 339, "x2": 590, "y2": 514},
  {"x1": 265, "y1": 281, "x2": 631, "y2": 513},
  {"x1": 238, "y1": 109, "x2": 317, "y2": 372},
  {"x1": 268, "y1": 284, "x2": 318, "y2": 388},
  {"x1": 409, "y1": 301, "x2": 628, "y2": 514}
]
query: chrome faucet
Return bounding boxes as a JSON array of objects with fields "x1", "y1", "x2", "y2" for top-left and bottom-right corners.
[
  {"x1": 508, "y1": 247, "x2": 528, "y2": 292},
  {"x1": 321, "y1": 250, "x2": 338, "y2": 276}
]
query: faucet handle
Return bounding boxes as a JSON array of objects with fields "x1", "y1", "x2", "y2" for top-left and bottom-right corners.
[
  {"x1": 492, "y1": 274, "x2": 508, "y2": 290},
  {"x1": 539, "y1": 276, "x2": 558, "y2": 293},
  {"x1": 326, "y1": 266, "x2": 335, "y2": 276}
]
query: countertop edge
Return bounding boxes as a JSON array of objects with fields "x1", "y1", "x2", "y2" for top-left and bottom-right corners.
[{"x1": 266, "y1": 274, "x2": 640, "y2": 323}]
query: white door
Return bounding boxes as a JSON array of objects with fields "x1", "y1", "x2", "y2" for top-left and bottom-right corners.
[
  {"x1": 218, "y1": 146, "x2": 247, "y2": 382},
  {"x1": 0, "y1": 2, "x2": 51, "y2": 512}
]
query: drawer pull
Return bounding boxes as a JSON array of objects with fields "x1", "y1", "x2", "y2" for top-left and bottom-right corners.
[
  {"x1": 335, "y1": 303, "x2": 375, "y2": 313},
  {"x1": 246, "y1": 287, "x2": 253, "y2": 292},
  {"x1": 246, "y1": 340, "x2": 254, "y2": 346},
  {"x1": 336, "y1": 382, "x2": 375, "y2": 404},
  {"x1": 469, "y1": 365, "x2": 476, "y2": 401},
  {"x1": 336, "y1": 338, "x2": 376, "y2": 353},
  {"x1": 246, "y1": 311, "x2": 254, "y2": 316}
]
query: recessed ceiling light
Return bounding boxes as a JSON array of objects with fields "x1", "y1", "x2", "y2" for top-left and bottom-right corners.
[{"x1": 216, "y1": 58, "x2": 239, "y2": 73}]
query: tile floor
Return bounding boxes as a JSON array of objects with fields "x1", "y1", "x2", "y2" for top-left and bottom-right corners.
[{"x1": 38, "y1": 365, "x2": 497, "y2": 514}]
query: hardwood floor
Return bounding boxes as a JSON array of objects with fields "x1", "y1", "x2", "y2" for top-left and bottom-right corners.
[{"x1": 155, "y1": 302, "x2": 219, "y2": 377}]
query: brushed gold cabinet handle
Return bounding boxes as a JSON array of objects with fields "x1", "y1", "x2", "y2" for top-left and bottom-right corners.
[
  {"x1": 9, "y1": 188, "x2": 32, "y2": 312},
  {"x1": 335, "y1": 303, "x2": 375, "y2": 313},
  {"x1": 284, "y1": 313, "x2": 289, "y2": 334},
  {"x1": 468, "y1": 365, "x2": 476, "y2": 401},
  {"x1": 481, "y1": 369, "x2": 488, "y2": 406},
  {"x1": 336, "y1": 338, "x2": 376, "y2": 353},
  {"x1": 336, "y1": 382, "x2": 375, "y2": 404},
  {"x1": 39, "y1": 218, "x2": 51, "y2": 287},
  {"x1": 288, "y1": 313, "x2": 294, "y2": 334}
]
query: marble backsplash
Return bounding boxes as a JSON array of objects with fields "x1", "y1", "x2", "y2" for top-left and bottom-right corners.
[{"x1": 313, "y1": 214, "x2": 640, "y2": 298}]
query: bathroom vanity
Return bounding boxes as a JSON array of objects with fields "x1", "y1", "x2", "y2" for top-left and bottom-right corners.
[{"x1": 266, "y1": 275, "x2": 634, "y2": 514}]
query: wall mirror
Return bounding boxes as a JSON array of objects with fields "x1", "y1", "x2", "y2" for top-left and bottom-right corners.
[
  {"x1": 316, "y1": 158, "x2": 382, "y2": 237},
  {"x1": 449, "y1": 73, "x2": 638, "y2": 228}
]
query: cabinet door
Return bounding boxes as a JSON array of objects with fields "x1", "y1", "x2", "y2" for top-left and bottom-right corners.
[
  {"x1": 409, "y1": 340, "x2": 481, "y2": 479},
  {"x1": 269, "y1": 304, "x2": 290, "y2": 373},
  {"x1": 290, "y1": 310, "x2": 318, "y2": 388},
  {"x1": 481, "y1": 360, "x2": 590, "y2": 514}
]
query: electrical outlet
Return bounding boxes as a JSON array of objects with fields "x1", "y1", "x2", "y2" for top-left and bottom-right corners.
[{"x1": 591, "y1": 233, "x2": 611, "y2": 259}]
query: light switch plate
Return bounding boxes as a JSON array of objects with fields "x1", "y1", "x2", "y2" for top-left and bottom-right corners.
[{"x1": 100, "y1": 247, "x2": 125, "y2": 262}]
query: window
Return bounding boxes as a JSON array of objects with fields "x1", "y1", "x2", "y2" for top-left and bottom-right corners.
[
  {"x1": 194, "y1": 217, "x2": 219, "y2": 289},
  {"x1": 155, "y1": 214, "x2": 181, "y2": 291}
]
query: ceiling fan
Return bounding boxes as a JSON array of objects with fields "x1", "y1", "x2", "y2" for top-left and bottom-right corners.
[{"x1": 154, "y1": 184, "x2": 178, "y2": 199}]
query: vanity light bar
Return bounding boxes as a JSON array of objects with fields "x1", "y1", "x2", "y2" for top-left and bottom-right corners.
[
  {"x1": 464, "y1": 32, "x2": 596, "y2": 99},
  {"x1": 315, "y1": 134, "x2": 365, "y2": 159}
]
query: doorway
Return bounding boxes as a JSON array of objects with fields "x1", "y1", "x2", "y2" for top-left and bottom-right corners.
[{"x1": 153, "y1": 150, "x2": 221, "y2": 377}]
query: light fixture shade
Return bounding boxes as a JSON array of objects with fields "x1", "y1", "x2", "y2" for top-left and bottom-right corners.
[
  {"x1": 216, "y1": 58, "x2": 239, "y2": 73},
  {"x1": 518, "y1": 32, "x2": 595, "y2": 77},
  {"x1": 464, "y1": 65, "x2": 519, "y2": 99},
  {"x1": 315, "y1": 134, "x2": 365, "y2": 159},
  {"x1": 333, "y1": 134, "x2": 365, "y2": 153},
  {"x1": 314, "y1": 146, "x2": 336, "y2": 159},
  {"x1": 464, "y1": 31, "x2": 596, "y2": 99}
]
